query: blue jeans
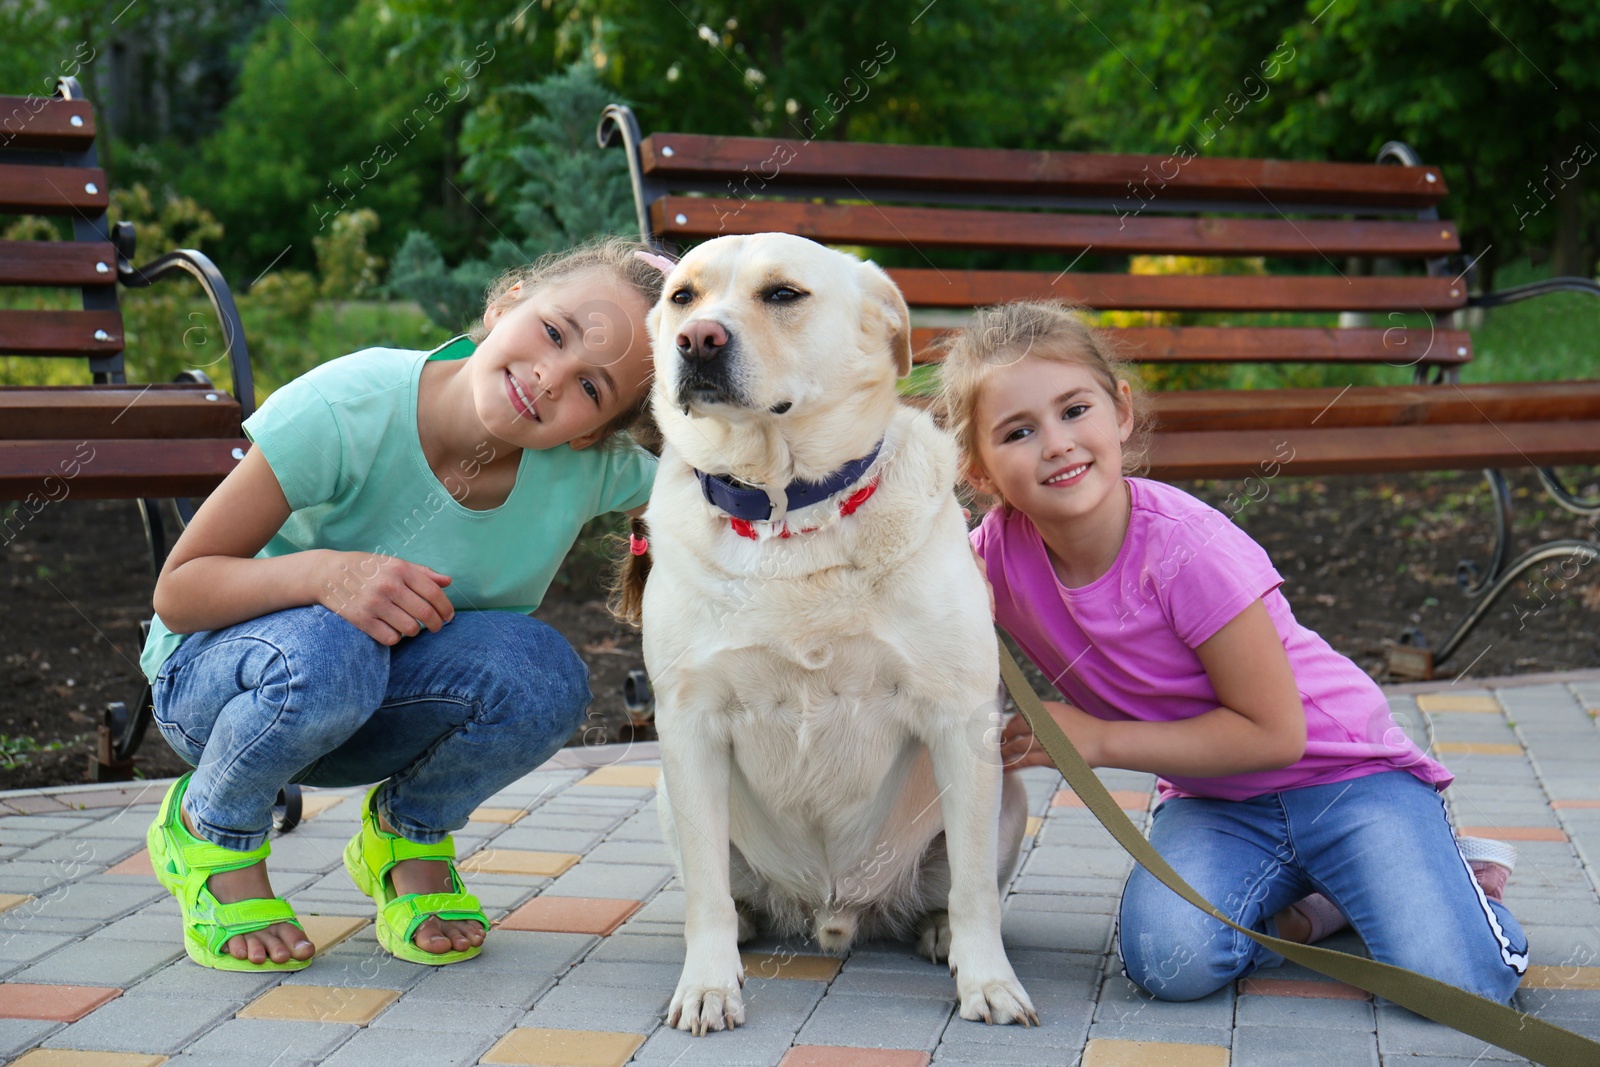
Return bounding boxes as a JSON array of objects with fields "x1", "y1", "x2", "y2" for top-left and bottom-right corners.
[
  {"x1": 152, "y1": 605, "x2": 591, "y2": 851},
  {"x1": 1118, "y1": 770, "x2": 1528, "y2": 1004}
]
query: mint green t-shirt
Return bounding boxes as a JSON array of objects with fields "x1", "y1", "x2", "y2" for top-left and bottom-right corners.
[{"x1": 138, "y1": 335, "x2": 656, "y2": 683}]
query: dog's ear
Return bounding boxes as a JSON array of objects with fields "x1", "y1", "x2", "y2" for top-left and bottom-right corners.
[{"x1": 859, "y1": 259, "x2": 913, "y2": 378}]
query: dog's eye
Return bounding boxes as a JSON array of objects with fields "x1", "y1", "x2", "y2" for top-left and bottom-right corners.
[
  {"x1": 765, "y1": 286, "x2": 804, "y2": 304},
  {"x1": 671, "y1": 288, "x2": 694, "y2": 306}
]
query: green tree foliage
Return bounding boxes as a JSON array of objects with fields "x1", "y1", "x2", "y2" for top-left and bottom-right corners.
[{"x1": 1066, "y1": 0, "x2": 1600, "y2": 281}]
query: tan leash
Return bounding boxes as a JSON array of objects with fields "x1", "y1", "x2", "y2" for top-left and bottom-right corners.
[{"x1": 996, "y1": 632, "x2": 1600, "y2": 1067}]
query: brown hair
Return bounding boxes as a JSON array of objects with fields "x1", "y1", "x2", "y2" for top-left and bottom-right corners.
[
  {"x1": 936, "y1": 300, "x2": 1150, "y2": 510},
  {"x1": 472, "y1": 234, "x2": 668, "y2": 452}
]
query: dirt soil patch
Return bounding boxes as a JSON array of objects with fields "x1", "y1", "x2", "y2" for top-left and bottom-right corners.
[{"x1": 3, "y1": 468, "x2": 1596, "y2": 790}]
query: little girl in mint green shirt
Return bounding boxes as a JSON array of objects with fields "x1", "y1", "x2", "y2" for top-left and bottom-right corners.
[{"x1": 140, "y1": 237, "x2": 665, "y2": 973}]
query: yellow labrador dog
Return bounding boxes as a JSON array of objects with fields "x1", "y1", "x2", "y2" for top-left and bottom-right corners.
[{"x1": 641, "y1": 232, "x2": 1035, "y2": 1035}]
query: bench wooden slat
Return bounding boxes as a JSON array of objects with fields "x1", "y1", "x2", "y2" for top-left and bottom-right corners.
[
  {"x1": 0, "y1": 164, "x2": 109, "y2": 215},
  {"x1": 653, "y1": 198, "x2": 1461, "y2": 258},
  {"x1": 909, "y1": 326, "x2": 1469, "y2": 366},
  {"x1": 0, "y1": 386, "x2": 241, "y2": 440},
  {"x1": 0, "y1": 439, "x2": 246, "y2": 500},
  {"x1": 0, "y1": 239, "x2": 117, "y2": 286},
  {"x1": 1145, "y1": 421, "x2": 1600, "y2": 479},
  {"x1": 0, "y1": 309, "x2": 124, "y2": 355},
  {"x1": 888, "y1": 270, "x2": 1467, "y2": 312},
  {"x1": 1149, "y1": 382, "x2": 1600, "y2": 433},
  {"x1": 641, "y1": 134, "x2": 1450, "y2": 208},
  {"x1": 0, "y1": 95, "x2": 96, "y2": 152}
]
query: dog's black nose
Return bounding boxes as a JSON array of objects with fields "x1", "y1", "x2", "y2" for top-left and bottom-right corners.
[{"x1": 677, "y1": 319, "x2": 729, "y2": 362}]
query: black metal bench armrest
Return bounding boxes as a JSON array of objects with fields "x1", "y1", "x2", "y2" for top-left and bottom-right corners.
[
  {"x1": 1470, "y1": 276, "x2": 1600, "y2": 311},
  {"x1": 114, "y1": 231, "x2": 256, "y2": 418}
]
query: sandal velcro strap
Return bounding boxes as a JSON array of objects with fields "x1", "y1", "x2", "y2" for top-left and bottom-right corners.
[
  {"x1": 383, "y1": 891, "x2": 488, "y2": 945},
  {"x1": 179, "y1": 838, "x2": 270, "y2": 876},
  {"x1": 370, "y1": 832, "x2": 458, "y2": 873},
  {"x1": 195, "y1": 896, "x2": 304, "y2": 954}
]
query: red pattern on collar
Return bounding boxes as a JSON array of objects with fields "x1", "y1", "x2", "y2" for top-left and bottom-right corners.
[{"x1": 729, "y1": 477, "x2": 880, "y2": 540}]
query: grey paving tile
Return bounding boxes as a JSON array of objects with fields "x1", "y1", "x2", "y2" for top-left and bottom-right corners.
[
  {"x1": 542, "y1": 862, "x2": 673, "y2": 900},
  {"x1": 1375, "y1": 1003, "x2": 1526, "y2": 1060},
  {"x1": 831, "y1": 966, "x2": 959, "y2": 1000},
  {"x1": 99, "y1": 908, "x2": 181, "y2": 941},
  {"x1": 0, "y1": 815, "x2": 98, "y2": 832},
  {"x1": 318, "y1": 1024, "x2": 495, "y2": 1067},
  {"x1": 520, "y1": 979, "x2": 671, "y2": 1034},
  {"x1": 41, "y1": 993, "x2": 236, "y2": 1054},
  {"x1": 1023, "y1": 847, "x2": 1132, "y2": 879},
  {"x1": 484, "y1": 826, "x2": 604, "y2": 853},
  {"x1": 508, "y1": 812, "x2": 623, "y2": 833},
  {"x1": 0, "y1": 915, "x2": 103, "y2": 937},
  {"x1": 935, "y1": 996, "x2": 1094, "y2": 1051},
  {"x1": 0, "y1": 930, "x2": 74, "y2": 964},
  {"x1": 172, "y1": 1017, "x2": 359, "y2": 1067},
  {"x1": 21, "y1": 880, "x2": 167, "y2": 921},
  {"x1": 1094, "y1": 976, "x2": 1233, "y2": 1028},
  {"x1": 19, "y1": 836, "x2": 143, "y2": 867},
  {"x1": 1085, "y1": 1018, "x2": 1231, "y2": 1047},
  {"x1": 389, "y1": 967, "x2": 554, "y2": 1008},
  {"x1": 1002, "y1": 892, "x2": 1120, "y2": 915},
  {"x1": 1012, "y1": 874, "x2": 1129, "y2": 896},
  {"x1": 280, "y1": 946, "x2": 432, "y2": 991},
  {"x1": 1231, "y1": 1023, "x2": 1378, "y2": 1067},
  {"x1": 1234, "y1": 990, "x2": 1375, "y2": 1029},
  {"x1": 630, "y1": 890, "x2": 685, "y2": 924},
  {"x1": 0, "y1": 1017, "x2": 62, "y2": 1060},
  {"x1": 585, "y1": 840, "x2": 674, "y2": 866},
  {"x1": 445, "y1": 930, "x2": 595, "y2": 976},
  {"x1": 796, "y1": 991, "x2": 955, "y2": 1051},
  {"x1": 11, "y1": 936, "x2": 183, "y2": 986},
  {"x1": 1001, "y1": 907, "x2": 1113, "y2": 954},
  {"x1": 0, "y1": 829, "x2": 57, "y2": 847},
  {"x1": 558, "y1": 959, "x2": 684, "y2": 990},
  {"x1": 371, "y1": 993, "x2": 529, "y2": 1029},
  {"x1": 127, "y1": 958, "x2": 287, "y2": 1000},
  {"x1": 584, "y1": 932, "x2": 685, "y2": 964}
]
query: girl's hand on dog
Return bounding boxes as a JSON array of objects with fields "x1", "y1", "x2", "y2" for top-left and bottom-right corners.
[
  {"x1": 314, "y1": 550, "x2": 455, "y2": 645},
  {"x1": 1001, "y1": 700, "x2": 1105, "y2": 771}
]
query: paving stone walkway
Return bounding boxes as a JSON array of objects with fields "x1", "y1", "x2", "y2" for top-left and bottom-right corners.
[{"x1": 2, "y1": 673, "x2": 1599, "y2": 1067}]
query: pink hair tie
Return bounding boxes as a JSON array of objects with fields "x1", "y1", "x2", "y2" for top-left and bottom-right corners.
[
  {"x1": 629, "y1": 533, "x2": 649, "y2": 556},
  {"x1": 633, "y1": 250, "x2": 676, "y2": 274}
]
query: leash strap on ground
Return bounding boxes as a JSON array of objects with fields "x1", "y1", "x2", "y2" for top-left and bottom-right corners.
[{"x1": 995, "y1": 632, "x2": 1600, "y2": 1067}]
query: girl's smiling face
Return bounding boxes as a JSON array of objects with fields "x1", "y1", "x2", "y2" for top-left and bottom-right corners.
[
  {"x1": 966, "y1": 352, "x2": 1134, "y2": 526},
  {"x1": 470, "y1": 269, "x2": 654, "y2": 451}
]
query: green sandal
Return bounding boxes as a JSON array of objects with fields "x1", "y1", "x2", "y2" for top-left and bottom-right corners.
[
  {"x1": 146, "y1": 773, "x2": 312, "y2": 972},
  {"x1": 343, "y1": 785, "x2": 488, "y2": 966}
]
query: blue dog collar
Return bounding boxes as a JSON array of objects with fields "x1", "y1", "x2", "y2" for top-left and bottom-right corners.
[{"x1": 695, "y1": 439, "x2": 884, "y2": 523}]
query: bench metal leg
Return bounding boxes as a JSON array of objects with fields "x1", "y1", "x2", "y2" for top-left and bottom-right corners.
[{"x1": 1389, "y1": 467, "x2": 1600, "y2": 678}]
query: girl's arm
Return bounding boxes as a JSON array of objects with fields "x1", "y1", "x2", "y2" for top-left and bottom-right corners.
[
  {"x1": 1001, "y1": 599, "x2": 1307, "y2": 778},
  {"x1": 152, "y1": 447, "x2": 455, "y2": 644}
]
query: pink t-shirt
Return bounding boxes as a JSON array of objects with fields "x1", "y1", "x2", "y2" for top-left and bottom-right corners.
[{"x1": 972, "y1": 477, "x2": 1452, "y2": 803}]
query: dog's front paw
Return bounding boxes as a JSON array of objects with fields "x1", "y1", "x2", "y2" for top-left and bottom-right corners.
[
  {"x1": 954, "y1": 963, "x2": 1038, "y2": 1026},
  {"x1": 667, "y1": 960, "x2": 747, "y2": 1036}
]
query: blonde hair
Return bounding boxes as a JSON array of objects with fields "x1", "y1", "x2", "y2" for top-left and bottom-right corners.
[
  {"x1": 936, "y1": 300, "x2": 1150, "y2": 509},
  {"x1": 471, "y1": 234, "x2": 667, "y2": 451}
]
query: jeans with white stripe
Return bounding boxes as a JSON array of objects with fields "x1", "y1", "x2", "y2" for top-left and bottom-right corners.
[{"x1": 1118, "y1": 769, "x2": 1528, "y2": 1003}]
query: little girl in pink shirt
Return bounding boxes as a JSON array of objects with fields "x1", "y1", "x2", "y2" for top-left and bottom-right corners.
[{"x1": 939, "y1": 300, "x2": 1526, "y2": 1003}]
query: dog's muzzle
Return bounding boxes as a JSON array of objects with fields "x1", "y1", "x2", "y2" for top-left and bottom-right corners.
[{"x1": 674, "y1": 318, "x2": 745, "y2": 410}]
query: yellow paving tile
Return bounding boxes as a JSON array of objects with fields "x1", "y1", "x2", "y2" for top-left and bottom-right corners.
[
  {"x1": 741, "y1": 951, "x2": 843, "y2": 981},
  {"x1": 469, "y1": 807, "x2": 527, "y2": 824},
  {"x1": 1024, "y1": 816, "x2": 1043, "y2": 837},
  {"x1": 298, "y1": 793, "x2": 347, "y2": 819},
  {"x1": 458, "y1": 849, "x2": 581, "y2": 877},
  {"x1": 1433, "y1": 742, "x2": 1523, "y2": 755},
  {"x1": 8, "y1": 1052, "x2": 168, "y2": 1067},
  {"x1": 0, "y1": 892, "x2": 31, "y2": 915},
  {"x1": 576, "y1": 765, "x2": 660, "y2": 788},
  {"x1": 1521, "y1": 965, "x2": 1600, "y2": 990},
  {"x1": 1082, "y1": 1038, "x2": 1230, "y2": 1067},
  {"x1": 238, "y1": 985, "x2": 399, "y2": 1025},
  {"x1": 481, "y1": 1026, "x2": 645, "y2": 1066},
  {"x1": 297, "y1": 914, "x2": 369, "y2": 953},
  {"x1": 1416, "y1": 693, "x2": 1502, "y2": 713}
]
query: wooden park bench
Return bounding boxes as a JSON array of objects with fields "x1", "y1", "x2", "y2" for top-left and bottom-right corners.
[
  {"x1": 599, "y1": 104, "x2": 1600, "y2": 680},
  {"x1": 1, "y1": 78, "x2": 295, "y2": 818}
]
